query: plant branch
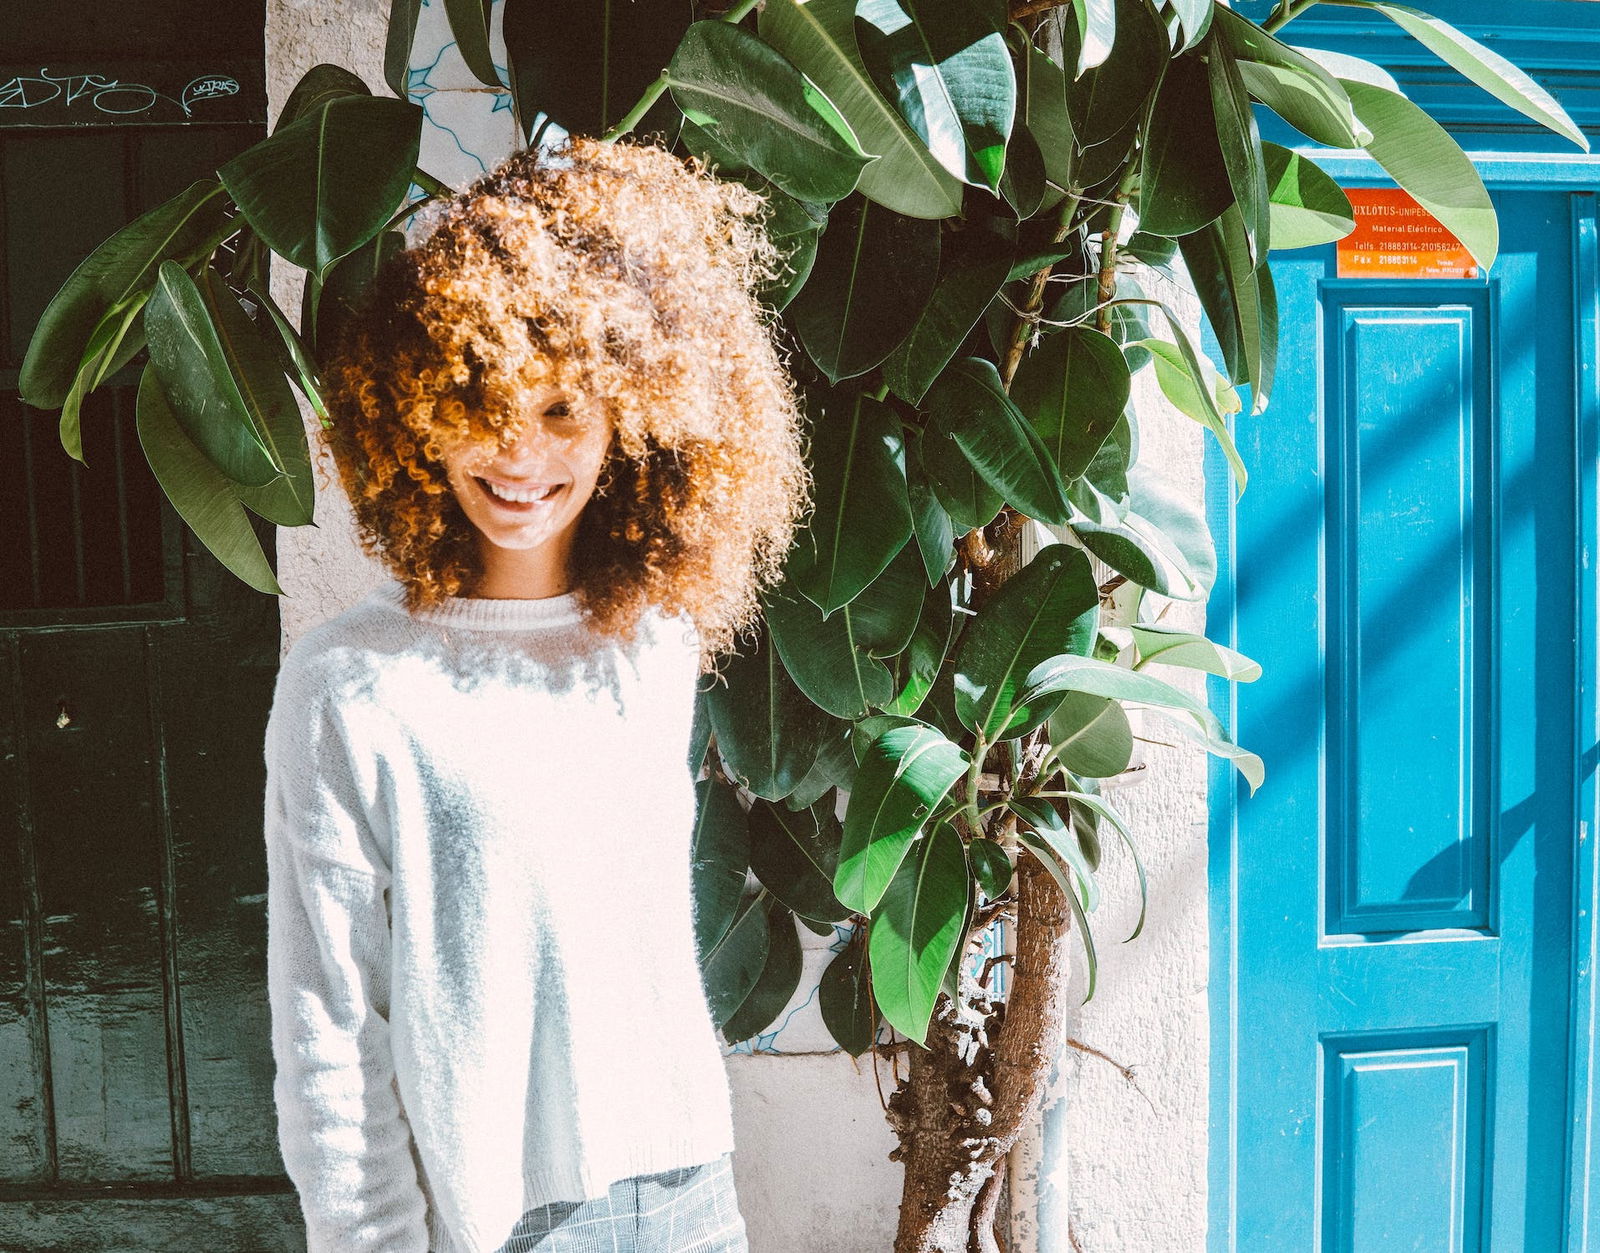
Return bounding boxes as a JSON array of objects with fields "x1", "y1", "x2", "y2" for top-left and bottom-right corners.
[{"x1": 598, "y1": 0, "x2": 763, "y2": 143}]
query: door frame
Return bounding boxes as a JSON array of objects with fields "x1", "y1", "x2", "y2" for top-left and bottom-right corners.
[{"x1": 1204, "y1": 9, "x2": 1600, "y2": 1246}]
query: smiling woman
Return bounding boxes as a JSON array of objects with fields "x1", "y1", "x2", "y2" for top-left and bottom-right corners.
[{"x1": 317, "y1": 133, "x2": 812, "y2": 659}]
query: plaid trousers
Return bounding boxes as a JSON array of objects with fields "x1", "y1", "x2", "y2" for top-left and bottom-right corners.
[{"x1": 445, "y1": 1152, "x2": 750, "y2": 1253}]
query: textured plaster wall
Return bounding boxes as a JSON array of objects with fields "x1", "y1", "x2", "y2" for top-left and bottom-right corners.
[{"x1": 264, "y1": 5, "x2": 1211, "y2": 1250}]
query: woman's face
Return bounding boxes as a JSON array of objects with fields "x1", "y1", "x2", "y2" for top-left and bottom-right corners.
[{"x1": 440, "y1": 383, "x2": 615, "y2": 592}]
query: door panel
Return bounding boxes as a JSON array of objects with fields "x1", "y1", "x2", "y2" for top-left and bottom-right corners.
[{"x1": 1219, "y1": 189, "x2": 1588, "y2": 1249}]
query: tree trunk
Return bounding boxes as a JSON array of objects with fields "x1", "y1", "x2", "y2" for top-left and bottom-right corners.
[{"x1": 887, "y1": 508, "x2": 1077, "y2": 1253}]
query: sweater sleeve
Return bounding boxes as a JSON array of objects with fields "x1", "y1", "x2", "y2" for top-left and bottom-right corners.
[{"x1": 263, "y1": 650, "x2": 431, "y2": 1253}]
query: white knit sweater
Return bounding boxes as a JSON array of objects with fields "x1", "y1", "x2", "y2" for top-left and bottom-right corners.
[{"x1": 263, "y1": 577, "x2": 738, "y2": 1253}]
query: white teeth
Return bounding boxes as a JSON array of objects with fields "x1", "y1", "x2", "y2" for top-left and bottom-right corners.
[{"x1": 483, "y1": 479, "x2": 558, "y2": 504}]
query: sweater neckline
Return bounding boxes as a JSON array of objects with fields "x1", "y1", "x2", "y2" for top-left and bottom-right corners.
[{"x1": 369, "y1": 577, "x2": 585, "y2": 631}]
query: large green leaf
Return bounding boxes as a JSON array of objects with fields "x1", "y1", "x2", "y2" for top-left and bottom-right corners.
[
  {"x1": 882, "y1": 218, "x2": 1016, "y2": 406},
  {"x1": 925, "y1": 357, "x2": 1072, "y2": 527},
  {"x1": 749, "y1": 796, "x2": 846, "y2": 924},
  {"x1": 1131, "y1": 624, "x2": 1261, "y2": 680},
  {"x1": 1331, "y1": 0, "x2": 1587, "y2": 150},
  {"x1": 219, "y1": 95, "x2": 423, "y2": 280},
  {"x1": 277, "y1": 63, "x2": 371, "y2": 133},
  {"x1": 667, "y1": 19, "x2": 871, "y2": 205},
  {"x1": 836, "y1": 723, "x2": 969, "y2": 915},
  {"x1": 692, "y1": 775, "x2": 753, "y2": 959},
  {"x1": 918, "y1": 412, "x2": 1004, "y2": 530},
  {"x1": 1206, "y1": 30, "x2": 1270, "y2": 262},
  {"x1": 1263, "y1": 142, "x2": 1355, "y2": 249},
  {"x1": 1073, "y1": 457, "x2": 1216, "y2": 599},
  {"x1": 905, "y1": 433, "x2": 957, "y2": 584},
  {"x1": 1138, "y1": 51, "x2": 1231, "y2": 238},
  {"x1": 1010, "y1": 326, "x2": 1130, "y2": 481},
  {"x1": 144, "y1": 262, "x2": 282, "y2": 488},
  {"x1": 703, "y1": 890, "x2": 771, "y2": 1025},
  {"x1": 19, "y1": 179, "x2": 235, "y2": 412},
  {"x1": 1211, "y1": 7, "x2": 1365, "y2": 149},
  {"x1": 506, "y1": 0, "x2": 694, "y2": 142},
  {"x1": 854, "y1": 0, "x2": 1016, "y2": 192},
  {"x1": 385, "y1": 0, "x2": 423, "y2": 98},
  {"x1": 1014, "y1": 653, "x2": 1263, "y2": 789},
  {"x1": 307, "y1": 228, "x2": 407, "y2": 358},
  {"x1": 720, "y1": 899, "x2": 804, "y2": 1044},
  {"x1": 790, "y1": 196, "x2": 941, "y2": 383},
  {"x1": 134, "y1": 365, "x2": 283, "y2": 596},
  {"x1": 1059, "y1": 0, "x2": 1168, "y2": 147},
  {"x1": 706, "y1": 621, "x2": 831, "y2": 799},
  {"x1": 1021, "y1": 42, "x2": 1075, "y2": 194},
  {"x1": 1010, "y1": 796, "x2": 1098, "y2": 912},
  {"x1": 885, "y1": 572, "x2": 957, "y2": 717},
  {"x1": 953, "y1": 543, "x2": 1099, "y2": 738},
  {"x1": 1046, "y1": 691, "x2": 1134, "y2": 778},
  {"x1": 789, "y1": 388, "x2": 915, "y2": 612},
  {"x1": 443, "y1": 0, "x2": 501, "y2": 89},
  {"x1": 759, "y1": 0, "x2": 965, "y2": 218},
  {"x1": 1136, "y1": 338, "x2": 1239, "y2": 426},
  {"x1": 1176, "y1": 208, "x2": 1277, "y2": 413},
  {"x1": 868, "y1": 818, "x2": 969, "y2": 1044},
  {"x1": 819, "y1": 934, "x2": 878, "y2": 1056},
  {"x1": 1341, "y1": 77, "x2": 1498, "y2": 270},
  {"x1": 763, "y1": 580, "x2": 897, "y2": 719}
]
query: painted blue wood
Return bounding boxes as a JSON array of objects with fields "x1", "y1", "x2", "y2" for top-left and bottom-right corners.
[{"x1": 1210, "y1": 181, "x2": 1592, "y2": 1251}]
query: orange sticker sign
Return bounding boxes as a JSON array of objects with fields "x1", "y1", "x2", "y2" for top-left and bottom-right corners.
[{"x1": 1336, "y1": 187, "x2": 1479, "y2": 279}]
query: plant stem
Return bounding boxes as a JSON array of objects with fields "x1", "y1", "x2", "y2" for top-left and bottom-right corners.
[
  {"x1": 1264, "y1": 0, "x2": 1320, "y2": 32},
  {"x1": 598, "y1": 0, "x2": 764, "y2": 143},
  {"x1": 1001, "y1": 189, "x2": 1083, "y2": 389}
]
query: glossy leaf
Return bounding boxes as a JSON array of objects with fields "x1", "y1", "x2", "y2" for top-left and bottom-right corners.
[
  {"x1": 19, "y1": 179, "x2": 235, "y2": 412},
  {"x1": 692, "y1": 775, "x2": 754, "y2": 958},
  {"x1": 1010, "y1": 796, "x2": 1098, "y2": 912},
  {"x1": 1131, "y1": 624, "x2": 1261, "y2": 680},
  {"x1": 1016, "y1": 822, "x2": 1098, "y2": 1000},
  {"x1": 1059, "y1": 0, "x2": 1167, "y2": 147},
  {"x1": 954, "y1": 543, "x2": 1099, "y2": 739},
  {"x1": 1212, "y1": 7, "x2": 1365, "y2": 148},
  {"x1": 1206, "y1": 30, "x2": 1270, "y2": 261},
  {"x1": 144, "y1": 262, "x2": 281, "y2": 488},
  {"x1": 1021, "y1": 42, "x2": 1075, "y2": 194},
  {"x1": 885, "y1": 573, "x2": 957, "y2": 717},
  {"x1": 867, "y1": 818, "x2": 970, "y2": 1043},
  {"x1": 748, "y1": 795, "x2": 846, "y2": 924},
  {"x1": 970, "y1": 836, "x2": 1014, "y2": 900},
  {"x1": 278, "y1": 63, "x2": 371, "y2": 133},
  {"x1": 706, "y1": 621, "x2": 831, "y2": 799},
  {"x1": 1139, "y1": 51, "x2": 1231, "y2": 238},
  {"x1": 905, "y1": 433, "x2": 957, "y2": 584},
  {"x1": 925, "y1": 357, "x2": 1072, "y2": 527},
  {"x1": 506, "y1": 0, "x2": 694, "y2": 143},
  {"x1": 836, "y1": 723, "x2": 969, "y2": 915},
  {"x1": 1175, "y1": 208, "x2": 1277, "y2": 415},
  {"x1": 1013, "y1": 653, "x2": 1263, "y2": 789},
  {"x1": 882, "y1": 218, "x2": 1016, "y2": 406},
  {"x1": 443, "y1": 0, "x2": 501, "y2": 89},
  {"x1": 854, "y1": 0, "x2": 1016, "y2": 192},
  {"x1": 1340, "y1": 77, "x2": 1498, "y2": 271},
  {"x1": 667, "y1": 20, "x2": 870, "y2": 205},
  {"x1": 703, "y1": 890, "x2": 771, "y2": 1025},
  {"x1": 1074, "y1": 457, "x2": 1216, "y2": 599},
  {"x1": 219, "y1": 95, "x2": 423, "y2": 280},
  {"x1": 763, "y1": 578, "x2": 897, "y2": 719},
  {"x1": 134, "y1": 365, "x2": 283, "y2": 596},
  {"x1": 721, "y1": 900, "x2": 804, "y2": 1044},
  {"x1": 1010, "y1": 326, "x2": 1131, "y2": 481},
  {"x1": 759, "y1": 0, "x2": 965, "y2": 218},
  {"x1": 384, "y1": 0, "x2": 422, "y2": 99},
  {"x1": 1046, "y1": 691, "x2": 1134, "y2": 778},
  {"x1": 790, "y1": 388, "x2": 915, "y2": 612},
  {"x1": 1263, "y1": 142, "x2": 1355, "y2": 249},
  {"x1": 819, "y1": 935, "x2": 877, "y2": 1056},
  {"x1": 1335, "y1": 0, "x2": 1587, "y2": 150}
]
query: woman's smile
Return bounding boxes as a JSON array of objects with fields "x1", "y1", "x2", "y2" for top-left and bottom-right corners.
[{"x1": 475, "y1": 474, "x2": 569, "y2": 512}]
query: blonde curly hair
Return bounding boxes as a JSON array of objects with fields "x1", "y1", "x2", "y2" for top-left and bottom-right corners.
[{"x1": 317, "y1": 133, "x2": 812, "y2": 664}]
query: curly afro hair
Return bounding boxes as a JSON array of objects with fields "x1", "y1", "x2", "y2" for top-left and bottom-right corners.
[{"x1": 317, "y1": 133, "x2": 813, "y2": 666}]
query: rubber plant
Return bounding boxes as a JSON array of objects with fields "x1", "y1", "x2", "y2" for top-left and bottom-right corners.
[{"x1": 18, "y1": 1, "x2": 1585, "y2": 1249}]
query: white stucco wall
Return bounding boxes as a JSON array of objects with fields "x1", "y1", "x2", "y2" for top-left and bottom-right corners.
[{"x1": 263, "y1": 6, "x2": 1212, "y2": 1251}]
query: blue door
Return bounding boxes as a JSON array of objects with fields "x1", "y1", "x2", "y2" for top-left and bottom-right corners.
[{"x1": 1209, "y1": 8, "x2": 1600, "y2": 1249}]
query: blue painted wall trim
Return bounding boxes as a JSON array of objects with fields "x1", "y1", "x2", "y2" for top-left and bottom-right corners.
[{"x1": 1205, "y1": 7, "x2": 1600, "y2": 1248}]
